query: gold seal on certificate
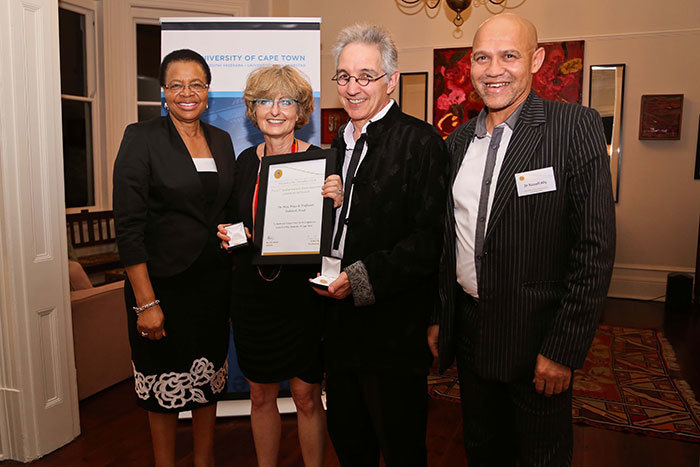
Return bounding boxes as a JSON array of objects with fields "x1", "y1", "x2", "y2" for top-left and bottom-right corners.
[{"x1": 252, "y1": 148, "x2": 337, "y2": 265}]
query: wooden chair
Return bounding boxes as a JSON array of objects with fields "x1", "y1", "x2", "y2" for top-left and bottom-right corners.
[{"x1": 66, "y1": 209, "x2": 121, "y2": 275}]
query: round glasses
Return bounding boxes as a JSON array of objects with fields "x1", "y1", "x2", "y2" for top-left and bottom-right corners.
[
  {"x1": 163, "y1": 82, "x2": 209, "y2": 94},
  {"x1": 253, "y1": 98, "x2": 298, "y2": 108},
  {"x1": 331, "y1": 73, "x2": 387, "y2": 86}
]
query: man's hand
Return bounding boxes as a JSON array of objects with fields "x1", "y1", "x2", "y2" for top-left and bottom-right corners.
[
  {"x1": 322, "y1": 174, "x2": 344, "y2": 208},
  {"x1": 427, "y1": 325, "x2": 439, "y2": 358},
  {"x1": 311, "y1": 272, "x2": 352, "y2": 299},
  {"x1": 533, "y1": 354, "x2": 571, "y2": 397}
]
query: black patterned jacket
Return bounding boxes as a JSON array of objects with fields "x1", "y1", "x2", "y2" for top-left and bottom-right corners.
[
  {"x1": 326, "y1": 103, "x2": 450, "y2": 371},
  {"x1": 436, "y1": 92, "x2": 616, "y2": 380}
]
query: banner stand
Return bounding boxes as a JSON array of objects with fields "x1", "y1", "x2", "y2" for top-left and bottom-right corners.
[
  {"x1": 162, "y1": 16, "x2": 322, "y2": 419},
  {"x1": 179, "y1": 394, "x2": 327, "y2": 419}
]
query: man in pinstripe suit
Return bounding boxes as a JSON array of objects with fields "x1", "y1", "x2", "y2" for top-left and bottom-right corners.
[{"x1": 429, "y1": 14, "x2": 615, "y2": 466}]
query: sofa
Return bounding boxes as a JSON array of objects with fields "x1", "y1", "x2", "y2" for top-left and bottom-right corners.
[{"x1": 69, "y1": 260, "x2": 132, "y2": 400}]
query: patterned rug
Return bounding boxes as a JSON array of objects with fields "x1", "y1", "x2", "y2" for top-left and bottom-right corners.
[{"x1": 428, "y1": 324, "x2": 700, "y2": 442}]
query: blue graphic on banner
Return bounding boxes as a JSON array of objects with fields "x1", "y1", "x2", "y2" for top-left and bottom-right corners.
[
  {"x1": 161, "y1": 93, "x2": 320, "y2": 157},
  {"x1": 161, "y1": 18, "x2": 321, "y2": 405}
]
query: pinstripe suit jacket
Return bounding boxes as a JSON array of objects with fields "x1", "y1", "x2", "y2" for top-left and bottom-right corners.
[{"x1": 436, "y1": 92, "x2": 616, "y2": 380}]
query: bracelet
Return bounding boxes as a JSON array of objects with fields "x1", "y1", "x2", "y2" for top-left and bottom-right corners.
[{"x1": 133, "y1": 299, "x2": 160, "y2": 315}]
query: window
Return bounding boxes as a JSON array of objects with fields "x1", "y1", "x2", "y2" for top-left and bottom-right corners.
[
  {"x1": 136, "y1": 24, "x2": 161, "y2": 122},
  {"x1": 59, "y1": 5, "x2": 97, "y2": 208}
]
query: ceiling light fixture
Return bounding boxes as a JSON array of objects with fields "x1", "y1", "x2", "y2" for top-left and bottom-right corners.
[{"x1": 397, "y1": 0, "x2": 508, "y2": 27}]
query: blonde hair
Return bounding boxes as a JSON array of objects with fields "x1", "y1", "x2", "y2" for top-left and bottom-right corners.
[{"x1": 243, "y1": 65, "x2": 314, "y2": 129}]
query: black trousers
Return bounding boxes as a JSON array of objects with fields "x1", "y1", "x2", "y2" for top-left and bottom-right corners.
[
  {"x1": 455, "y1": 293, "x2": 573, "y2": 467},
  {"x1": 325, "y1": 367, "x2": 428, "y2": 467}
]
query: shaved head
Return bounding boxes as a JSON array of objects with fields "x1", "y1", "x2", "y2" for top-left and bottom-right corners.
[
  {"x1": 474, "y1": 13, "x2": 539, "y2": 54},
  {"x1": 470, "y1": 13, "x2": 545, "y2": 129}
]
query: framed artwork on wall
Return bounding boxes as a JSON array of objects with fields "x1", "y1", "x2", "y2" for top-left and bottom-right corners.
[
  {"x1": 321, "y1": 108, "x2": 349, "y2": 144},
  {"x1": 639, "y1": 94, "x2": 684, "y2": 140},
  {"x1": 433, "y1": 40, "x2": 585, "y2": 138},
  {"x1": 399, "y1": 72, "x2": 428, "y2": 121}
]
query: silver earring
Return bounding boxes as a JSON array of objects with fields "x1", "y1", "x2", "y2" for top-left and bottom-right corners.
[
  {"x1": 206, "y1": 103, "x2": 209, "y2": 110},
  {"x1": 163, "y1": 101, "x2": 169, "y2": 111}
]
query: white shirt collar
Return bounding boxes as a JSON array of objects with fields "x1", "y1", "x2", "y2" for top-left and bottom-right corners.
[{"x1": 343, "y1": 99, "x2": 395, "y2": 146}]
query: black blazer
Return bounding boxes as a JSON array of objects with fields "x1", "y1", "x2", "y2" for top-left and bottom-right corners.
[
  {"x1": 327, "y1": 104, "x2": 450, "y2": 371},
  {"x1": 113, "y1": 116, "x2": 236, "y2": 277},
  {"x1": 436, "y1": 92, "x2": 616, "y2": 380}
]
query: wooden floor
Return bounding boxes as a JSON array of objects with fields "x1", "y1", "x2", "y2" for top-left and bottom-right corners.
[{"x1": 3, "y1": 298, "x2": 700, "y2": 466}]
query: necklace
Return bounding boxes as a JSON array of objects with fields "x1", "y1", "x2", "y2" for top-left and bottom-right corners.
[
  {"x1": 256, "y1": 138, "x2": 299, "y2": 282},
  {"x1": 257, "y1": 265, "x2": 282, "y2": 282}
]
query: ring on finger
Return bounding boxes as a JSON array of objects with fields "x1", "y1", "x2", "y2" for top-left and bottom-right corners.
[
  {"x1": 140, "y1": 331, "x2": 148, "y2": 337},
  {"x1": 337, "y1": 189, "x2": 342, "y2": 195}
]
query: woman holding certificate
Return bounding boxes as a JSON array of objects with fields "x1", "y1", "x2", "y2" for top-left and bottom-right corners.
[
  {"x1": 218, "y1": 65, "x2": 341, "y2": 467},
  {"x1": 113, "y1": 49, "x2": 234, "y2": 466}
]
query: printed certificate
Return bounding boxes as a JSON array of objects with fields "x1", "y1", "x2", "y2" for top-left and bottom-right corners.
[{"x1": 253, "y1": 148, "x2": 336, "y2": 264}]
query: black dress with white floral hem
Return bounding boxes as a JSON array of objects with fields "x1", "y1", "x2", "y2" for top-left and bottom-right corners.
[{"x1": 125, "y1": 169, "x2": 231, "y2": 413}]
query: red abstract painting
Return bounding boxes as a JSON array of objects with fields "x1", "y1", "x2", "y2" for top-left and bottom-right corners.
[
  {"x1": 321, "y1": 108, "x2": 350, "y2": 144},
  {"x1": 433, "y1": 41, "x2": 585, "y2": 138},
  {"x1": 639, "y1": 94, "x2": 684, "y2": 140}
]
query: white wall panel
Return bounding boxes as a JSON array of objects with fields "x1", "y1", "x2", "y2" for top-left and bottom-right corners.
[{"x1": 0, "y1": 0, "x2": 80, "y2": 461}]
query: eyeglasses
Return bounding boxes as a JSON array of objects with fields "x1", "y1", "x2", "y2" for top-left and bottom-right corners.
[
  {"x1": 331, "y1": 73, "x2": 387, "y2": 87},
  {"x1": 163, "y1": 82, "x2": 210, "y2": 94},
  {"x1": 253, "y1": 98, "x2": 298, "y2": 108}
]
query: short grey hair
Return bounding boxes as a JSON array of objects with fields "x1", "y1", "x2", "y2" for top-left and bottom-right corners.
[{"x1": 333, "y1": 23, "x2": 398, "y2": 81}]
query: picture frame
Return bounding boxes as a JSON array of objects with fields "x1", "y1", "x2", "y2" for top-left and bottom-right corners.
[
  {"x1": 399, "y1": 72, "x2": 428, "y2": 121},
  {"x1": 252, "y1": 148, "x2": 337, "y2": 265},
  {"x1": 639, "y1": 94, "x2": 684, "y2": 140},
  {"x1": 588, "y1": 64, "x2": 626, "y2": 202},
  {"x1": 321, "y1": 108, "x2": 349, "y2": 144}
]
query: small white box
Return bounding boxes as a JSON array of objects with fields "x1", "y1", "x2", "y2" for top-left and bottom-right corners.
[
  {"x1": 310, "y1": 256, "x2": 341, "y2": 290},
  {"x1": 225, "y1": 222, "x2": 248, "y2": 251}
]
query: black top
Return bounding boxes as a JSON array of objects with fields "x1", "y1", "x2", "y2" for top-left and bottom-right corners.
[
  {"x1": 327, "y1": 104, "x2": 450, "y2": 371},
  {"x1": 228, "y1": 143, "x2": 324, "y2": 384},
  {"x1": 113, "y1": 116, "x2": 236, "y2": 277}
]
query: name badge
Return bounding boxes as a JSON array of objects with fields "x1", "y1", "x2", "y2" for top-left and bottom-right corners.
[{"x1": 515, "y1": 167, "x2": 557, "y2": 197}]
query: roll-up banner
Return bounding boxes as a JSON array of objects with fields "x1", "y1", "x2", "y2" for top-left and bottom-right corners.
[
  {"x1": 161, "y1": 17, "x2": 321, "y2": 417},
  {"x1": 161, "y1": 17, "x2": 321, "y2": 154}
]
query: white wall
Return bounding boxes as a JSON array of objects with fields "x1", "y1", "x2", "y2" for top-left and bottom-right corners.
[{"x1": 285, "y1": 0, "x2": 700, "y2": 300}]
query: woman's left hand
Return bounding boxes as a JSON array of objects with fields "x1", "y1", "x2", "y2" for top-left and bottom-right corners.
[{"x1": 322, "y1": 174, "x2": 343, "y2": 208}]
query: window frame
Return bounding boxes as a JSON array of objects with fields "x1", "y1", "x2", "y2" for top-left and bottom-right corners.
[
  {"x1": 59, "y1": 0, "x2": 104, "y2": 213},
  {"x1": 135, "y1": 19, "x2": 162, "y2": 120}
]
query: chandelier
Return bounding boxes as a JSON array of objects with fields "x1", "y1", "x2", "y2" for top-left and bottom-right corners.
[{"x1": 397, "y1": 0, "x2": 508, "y2": 27}]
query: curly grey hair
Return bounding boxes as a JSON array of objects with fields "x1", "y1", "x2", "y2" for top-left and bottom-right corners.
[{"x1": 332, "y1": 23, "x2": 398, "y2": 82}]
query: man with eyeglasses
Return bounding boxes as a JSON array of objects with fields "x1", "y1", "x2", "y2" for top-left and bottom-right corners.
[{"x1": 313, "y1": 23, "x2": 449, "y2": 467}]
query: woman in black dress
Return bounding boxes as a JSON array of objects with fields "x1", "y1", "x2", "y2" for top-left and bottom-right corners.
[
  {"x1": 113, "y1": 49, "x2": 235, "y2": 466},
  {"x1": 218, "y1": 65, "x2": 342, "y2": 467}
]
